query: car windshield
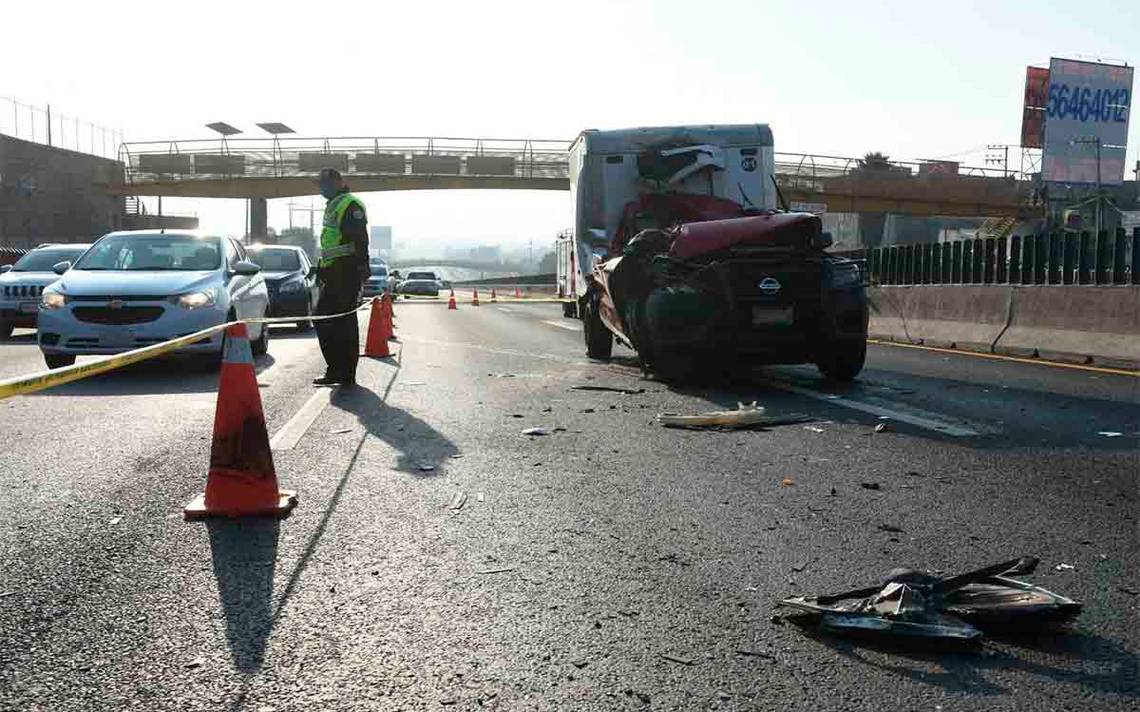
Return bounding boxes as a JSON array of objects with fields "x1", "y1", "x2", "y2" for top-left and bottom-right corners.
[
  {"x1": 371, "y1": 265, "x2": 388, "y2": 276},
  {"x1": 249, "y1": 248, "x2": 300, "y2": 271},
  {"x1": 12, "y1": 247, "x2": 88, "y2": 272},
  {"x1": 74, "y1": 235, "x2": 221, "y2": 271},
  {"x1": 406, "y1": 272, "x2": 436, "y2": 280}
]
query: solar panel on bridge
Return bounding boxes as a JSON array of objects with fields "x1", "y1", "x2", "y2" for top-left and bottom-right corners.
[
  {"x1": 193, "y1": 154, "x2": 246, "y2": 175},
  {"x1": 354, "y1": 153, "x2": 406, "y2": 174},
  {"x1": 411, "y1": 155, "x2": 461, "y2": 175},
  {"x1": 298, "y1": 153, "x2": 349, "y2": 173},
  {"x1": 137, "y1": 154, "x2": 193, "y2": 174},
  {"x1": 466, "y1": 156, "x2": 516, "y2": 176}
]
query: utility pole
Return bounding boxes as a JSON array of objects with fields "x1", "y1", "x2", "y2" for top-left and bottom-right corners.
[{"x1": 1073, "y1": 137, "x2": 1103, "y2": 238}]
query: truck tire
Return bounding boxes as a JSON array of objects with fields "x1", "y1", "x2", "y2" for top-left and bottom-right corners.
[
  {"x1": 0, "y1": 320, "x2": 12, "y2": 340},
  {"x1": 562, "y1": 300, "x2": 578, "y2": 318},
  {"x1": 817, "y1": 339, "x2": 866, "y2": 382},
  {"x1": 582, "y1": 294, "x2": 612, "y2": 361}
]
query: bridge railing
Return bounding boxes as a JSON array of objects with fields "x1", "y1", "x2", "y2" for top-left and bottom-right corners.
[
  {"x1": 842, "y1": 228, "x2": 1140, "y2": 287},
  {"x1": 118, "y1": 136, "x2": 572, "y2": 184}
]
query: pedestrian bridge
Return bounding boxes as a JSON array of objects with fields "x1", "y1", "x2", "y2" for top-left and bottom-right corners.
[{"x1": 108, "y1": 135, "x2": 1033, "y2": 219}]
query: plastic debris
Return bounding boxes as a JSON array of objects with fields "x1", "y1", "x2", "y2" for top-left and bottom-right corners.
[
  {"x1": 780, "y1": 478, "x2": 796, "y2": 486},
  {"x1": 1098, "y1": 431, "x2": 1123, "y2": 437},
  {"x1": 449, "y1": 491, "x2": 467, "y2": 511},
  {"x1": 657, "y1": 402, "x2": 811, "y2": 430},
  {"x1": 803, "y1": 425, "x2": 825, "y2": 433},
  {"x1": 874, "y1": 422, "x2": 890, "y2": 433},
  {"x1": 777, "y1": 556, "x2": 1081, "y2": 644},
  {"x1": 522, "y1": 427, "x2": 550, "y2": 436},
  {"x1": 1054, "y1": 563, "x2": 1075, "y2": 571}
]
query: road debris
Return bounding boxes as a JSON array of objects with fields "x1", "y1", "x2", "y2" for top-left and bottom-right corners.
[
  {"x1": 1054, "y1": 563, "x2": 1075, "y2": 571},
  {"x1": 878, "y1": 524, "x2": 905, "y2": 533},
  {"x1": 777, "y1": 556, "x2": 1081, "y2": 644},
  {"x1": 803, "y1": 425, "x2": 825, "y2": 433},
  {"x1": 477, "y1": 567, "x2": 515, "y2": 575},
  {"x1": 476, "y1": 492, "x2": 485, "y2": 503},
  {"x1": 860, "y1": 482, "x2": 882, "y2": 491},
  {"x1": 874, "y1": 422, "x2": 890, "y2": 433},
  {"x1": 660, "y1": 653, "x2": 694, "y2": 665},
  {"x1": 522, "y1": 427, "x2": 549, "y2": 436},
  {"x1": 1097, "y1": 431, "x2": 1123, "y2": 437},
  {"x1": 109, "y1": 516, "x2": 123, "y2": 525},
  {"x1": 657, "y1": 402, "x2": 811, "y2": 430},
  {"x1": 418, "y1": 464, "x2": 436, "y2": 472},
  {"x1": 449, "y1": 491, "x2": 467, "y2": 511},
  {"x1": 1118, "y1": 586, "x2": 1138, "y2": 596},
  {"x1": 331, "y1": 427, "x2": 354, "y2": 434},
  {"x1": 571, "y1": 385, "x2": 646, "y2": 395},
  {"x1": 735, "y1": 649, "x2": 775, "y2": 659},
  {"x1": 184, "y1": 657, "x2": 205, "y2": 669},
  {"x1": 780, "y1": 478, "x2": 796, "y2": 486}
]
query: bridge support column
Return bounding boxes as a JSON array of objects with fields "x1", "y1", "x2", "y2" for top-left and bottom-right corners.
[{"x1": 249, "y1": 198, "x2": 268, "y2": 243}]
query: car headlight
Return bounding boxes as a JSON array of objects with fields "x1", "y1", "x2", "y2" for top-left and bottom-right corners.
[
  {"x1": 40, "y1": 290, "x2": 68, "y2": 309},
  {"x1": 279, "y1": 280, "x2": 304, "y2": 293},
  {"x1": 174, "y1": 289, "x2": 217, "y2": 310},
  {"x1": 828, "y1": 263, "x2": 862, "y2": 289}
]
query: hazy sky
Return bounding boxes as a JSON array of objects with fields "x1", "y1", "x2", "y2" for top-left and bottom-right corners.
[{"x1": 3, "y1": 0, "x2": 1137, "y2": 250}]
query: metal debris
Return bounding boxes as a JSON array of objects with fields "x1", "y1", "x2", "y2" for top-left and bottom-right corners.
[
  {"x1": 874, "y1": 422, "x2": 890, "y2": 433},
  {"x1": 522, "y1": 427, "x2": 550, "y2": 436},
  {"x1": 1098, "y1": 431, "x2": 1123, "y2": 437},
  {"x1": 571, "y1": 385, "x2": 645, "y2": 395},
  {"x1": 658, "y1": 402, "x2": 811, "y2": 430},
  {"x1": 1054, "y1": 563, "x2": 1075, "y2": 571},
  {"x1": 477, "y1": 567, "x2": 515, "y2": 575},
  {"x1": 659, "y1": 653, "x2": 694, "y2": 665},
  {"x1": 449, "y1": 491, "x2": 467, "y2": 511}
]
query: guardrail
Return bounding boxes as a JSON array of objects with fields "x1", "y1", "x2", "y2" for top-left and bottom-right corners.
[{"x1": 847, "y1": 228, "x2": 1140, "y2": 287}]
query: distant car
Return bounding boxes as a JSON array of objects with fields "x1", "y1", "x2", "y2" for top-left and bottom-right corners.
[
  {"x1": 37, "y1": 231, "x2": 270, "y2": 369},
  {"x1": 247, "y1": 244, "x2": 318, "y2": 331},
  {"x1": 405, "y1": 271, "x2": 439, "y2": 282},
  {"x1": 363, "y1": 262, "x2": 394, "y2": 299},
  {"x1": 0, "y1": 243, "x2": 91, "y2": 338},
  {"x1": 398, "y1": 279, "x2": 441, "y2": 297}
]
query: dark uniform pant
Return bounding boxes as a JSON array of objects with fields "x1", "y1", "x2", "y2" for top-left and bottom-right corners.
[{"x1": 315, "y1": 266, "x2": 362, "y2": 380}]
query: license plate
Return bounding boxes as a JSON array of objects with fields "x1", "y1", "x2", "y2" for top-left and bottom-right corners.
[
  {"x1": 18, "y1": 301, "x2": 38, "y2": 314},
  {"x1": 752, "y1": 306, "x2": 794, "y2": 326}
]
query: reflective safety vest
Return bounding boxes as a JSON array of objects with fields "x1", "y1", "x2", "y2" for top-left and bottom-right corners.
[{"x1": 319, "y1": 192, "x2": 367, "y2": 267}]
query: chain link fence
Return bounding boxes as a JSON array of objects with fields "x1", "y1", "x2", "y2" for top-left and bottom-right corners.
[{"x1": 0, "y1": 97, "x2": 122, "y2": 160}]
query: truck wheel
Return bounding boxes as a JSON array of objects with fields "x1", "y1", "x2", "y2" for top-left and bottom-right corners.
[
  {"x1": 562, "y1": 300, "x2": 578, "y2": 318},
  {"x1": 44, "y1": 352, "x2": 76, "y2": 369},
  {"x1": 0, "y1": 320, "x2": 12, "y2": 340},
  {"x1": 817, "y1": 339, "x2": 866, "y2": 381},
  {"x1": 582, "y1": 295, "x2": 612, "y2": 360}
]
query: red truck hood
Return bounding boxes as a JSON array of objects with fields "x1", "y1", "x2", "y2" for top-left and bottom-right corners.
[{"x1": 670, "y1": 212, "x2": 822, "y2": 260}]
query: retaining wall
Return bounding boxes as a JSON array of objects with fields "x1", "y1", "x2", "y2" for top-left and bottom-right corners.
[{"x1": 868, "y1": 285, "x2": 1140, "y2": 369}]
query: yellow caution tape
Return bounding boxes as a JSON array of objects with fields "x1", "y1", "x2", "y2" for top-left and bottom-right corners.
[{"x1": 0, "y1": 304, "x2": 372, "y2": 401}]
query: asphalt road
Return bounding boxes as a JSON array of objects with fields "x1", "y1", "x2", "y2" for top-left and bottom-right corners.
[{"x1": 0, "y1": 303, "x2": 1136, "y2": 711}]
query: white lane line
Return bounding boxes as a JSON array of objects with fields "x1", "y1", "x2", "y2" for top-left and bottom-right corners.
[
  {"x1": 270, "y1": 387, "x2": 333, "y2": 451},
  {"x1": 542, "y1": 320, "x2": 580, "y2": 331},
  {"x1": 773, "y1": 383, "x2": 980, "y2": 437},
  {"x1": 496, "y1": 307, "x2": 515, "y2": 313}
]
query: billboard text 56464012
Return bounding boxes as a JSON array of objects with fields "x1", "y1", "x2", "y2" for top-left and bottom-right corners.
[{"x1": 1042, "y1": 58, "x2": 1133, "y2": 185}]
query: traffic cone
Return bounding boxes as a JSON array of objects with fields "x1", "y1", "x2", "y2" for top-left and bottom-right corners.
[
  {"x1": 447, "y1": 289, "x2": 457, "y2": 310},
  {"x1": 363, "y1": 297, "x2": 392, "y2": 358},
  {"x1": 490, "y1": 288, "x2": 498, "y2": 303},
  {"x1": 472, "y1": 289, "x2": 480, "y2": 306},
  {"x1": 184, "y1": 323, "x2": 297, "y2": 520}
]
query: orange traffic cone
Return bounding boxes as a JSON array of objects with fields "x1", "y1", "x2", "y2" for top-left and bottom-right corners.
[
  {"x1": 490, "y1": 288, "x2": 498, "y2": 303},
  {"x1": 447, "y1": 289, "x2": 457, "y2": 310},
  {"x1": 472, "y1": 289, "x2": 480, "y2": 307},
  {"x1": 364, "y1": 297, "x2": 392, "y2": 358},
  {"x1": 184, "y1": 323, "x2": 297, "y2": 520}
]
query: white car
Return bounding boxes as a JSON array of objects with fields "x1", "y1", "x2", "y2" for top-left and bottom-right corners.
[
  {"x1": 0, "y1": 243, "x2": 91, "y2": 338},
  {"x1": 37, "y1": 231, "x2": 270, "y2": 369}
]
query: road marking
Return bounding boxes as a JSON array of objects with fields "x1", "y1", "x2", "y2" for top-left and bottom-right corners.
[
  {"x1": 542, "y1": 320, "x2": 580, "y2": 331},
  {"x1": 270, "y1": 388, "x2": 333, "y2": 451},
  {"x1": 496, "y1": 307, "x2": 515, "y2": 313},
  {"x1": 773, "y1": 383, "x2": 980, "y2": 437},
  {"x1": 869, "y1": 339, "x2": 1138, "y2": 377}
]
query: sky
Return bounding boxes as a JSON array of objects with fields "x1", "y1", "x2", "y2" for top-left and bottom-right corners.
[{"x1": 2, "y1": 0, "x2": 1137, "y2": 253}]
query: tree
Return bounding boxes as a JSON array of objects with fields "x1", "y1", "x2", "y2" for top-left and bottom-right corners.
[{"x1": 537, "y1": 250, "x2": 557, "y2": 274}]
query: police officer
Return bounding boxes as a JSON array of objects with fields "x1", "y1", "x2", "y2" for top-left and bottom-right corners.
[{"x1": 312, "y1": 168, "x2": 370, "y2": 386}]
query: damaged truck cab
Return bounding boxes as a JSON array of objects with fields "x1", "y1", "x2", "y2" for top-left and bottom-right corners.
[{"x1": 564, "y1": 124, "x2": 868, "y2": 381}]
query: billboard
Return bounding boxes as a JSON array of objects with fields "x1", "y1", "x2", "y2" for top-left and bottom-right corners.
[
  {"x1": 1042, "y1": 58, "x2": 1133, "y2": 185},
  {"x1": 1020, "y1": 66, "x2": 1050, "y2": 149}
]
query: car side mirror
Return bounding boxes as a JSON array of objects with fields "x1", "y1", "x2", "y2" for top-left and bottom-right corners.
[
  {"x1": 813, "y1": 231, "x2": 834, "y2": 250},
  {"x1": 233, "y1": 260, "x2": 261, "y2": 276},
  {"x1": 0, "y1": 265, "x2": 12, "y2": 274},
  {"x1": 52, "y1": 261, "x2": 72, "y2": 275}
]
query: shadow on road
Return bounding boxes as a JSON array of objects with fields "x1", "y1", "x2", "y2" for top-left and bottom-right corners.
[
  {"x1": 207, "y1": 519, "x2": 280, "y2": 673},
  {"x1": 790, "y1": 617, "x2": 1138, "y2": 699},
  {"x1": 28, "y1": 353, "x2": 276, "y2": 397}
]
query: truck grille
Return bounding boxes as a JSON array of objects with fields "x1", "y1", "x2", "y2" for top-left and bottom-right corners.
[
  {"x1": 3, "y1": 284, "x2": 45, "y2": 298},
  {"x1": 72, "y1": 306, "x2": 165, "y2": 325}
]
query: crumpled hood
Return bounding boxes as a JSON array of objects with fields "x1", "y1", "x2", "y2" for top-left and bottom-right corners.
[
  {"x1": 670, "y1": 212, "x2": 822, "y2": 260},
  {"x1": 55, "y1": 270, "x2": 217, "y2": 297}
]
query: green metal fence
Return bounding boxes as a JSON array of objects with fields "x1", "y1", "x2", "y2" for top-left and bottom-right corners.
[{"x1": 862, "y1": 228, "x2": 1140, "y2": 286}]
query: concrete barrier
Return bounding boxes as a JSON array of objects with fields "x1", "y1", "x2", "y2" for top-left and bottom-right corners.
[{"x1": 868, "y1": 285, "x2": 1140, "y2": 368}]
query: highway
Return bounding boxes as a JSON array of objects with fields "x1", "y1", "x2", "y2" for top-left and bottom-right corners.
[{"x1": 0, "y1": 302, "x2": 1137, "y2": 711}]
